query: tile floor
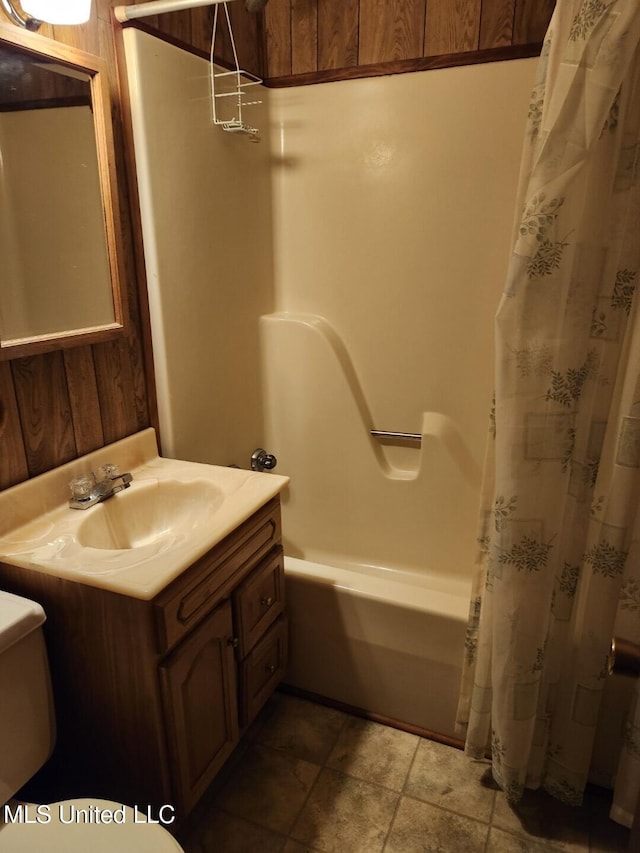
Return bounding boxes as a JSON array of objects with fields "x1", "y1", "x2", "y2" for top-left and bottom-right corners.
[{"x1": 177, "y1": 691, "x2": 631, "y2": 853}]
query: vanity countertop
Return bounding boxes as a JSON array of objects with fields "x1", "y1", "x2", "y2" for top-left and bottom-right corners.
[{"x1": 0, "y1": 429, "x2": 289, "y2": 600}]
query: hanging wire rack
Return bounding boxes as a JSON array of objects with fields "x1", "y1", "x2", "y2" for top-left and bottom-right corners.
[{"x1": 209, "y1": 2, "x2": 262, "y2": 139}]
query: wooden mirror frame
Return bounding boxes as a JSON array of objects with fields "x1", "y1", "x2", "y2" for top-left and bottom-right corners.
[{"x1": 0, "y1": 21, "x2": 126, "y2": 360}]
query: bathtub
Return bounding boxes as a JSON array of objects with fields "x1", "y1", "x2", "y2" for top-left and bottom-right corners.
[
  {"x1": 261, "y1": 313, "x2": 479, "y2": 740},
  {"x1": 283, "y1": 555, "x2": 471, "y2": 740}
]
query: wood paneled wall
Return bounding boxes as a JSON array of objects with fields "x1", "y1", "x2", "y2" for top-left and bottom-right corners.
[
  {"x1": 0, "y1": 0, "x2": 152, "y2": 491},
  {"x1": 143, "y1": 0, "x2": 554, "y2": 84},
  {"x1": 266, "y1": 0, "x2": 554, "y2": 81},
  {"x1": 0, "y1": 0, "x2": 553, "y2": 491},
  {"x1": 0, "y1": 50, "x2": 90, "y2": 109}
]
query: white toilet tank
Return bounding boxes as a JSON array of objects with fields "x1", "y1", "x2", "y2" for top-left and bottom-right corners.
[{"x1": 0, "y1": 591, "x2": 56, "y2": 806}]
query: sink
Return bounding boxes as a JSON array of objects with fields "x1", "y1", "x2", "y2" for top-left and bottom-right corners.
[
  {"x1": 76, "y1": 479, "x2": 223, "y2": 550},
  {"x1": 0, "y1": 428, "x2": 289, "y2": 600}
]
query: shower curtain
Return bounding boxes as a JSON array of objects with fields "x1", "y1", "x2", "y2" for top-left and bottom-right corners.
[{"x1": 456, "y1": 0, "x2": 640, "y2": 828}]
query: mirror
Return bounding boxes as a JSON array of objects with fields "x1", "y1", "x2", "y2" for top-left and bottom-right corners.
[{"x1": 0, "y1": 22, "x2": 125, "y2": 359}]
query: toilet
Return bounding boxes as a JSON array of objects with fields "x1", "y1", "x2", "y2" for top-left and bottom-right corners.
[{"x1": 0, "y1": 590, "x2": 184, "y2": 851}]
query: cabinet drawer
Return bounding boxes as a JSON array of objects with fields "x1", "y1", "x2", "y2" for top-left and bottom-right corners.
[
  {"x1": 239, "y1": 616, "x2": 288, "y2": 728},
  {"x1": 154, "y1": 499, "x2": 281, "y2": 652},
  {"x1": 233, "y1": 548, "x2": 284, "y2": 658}
]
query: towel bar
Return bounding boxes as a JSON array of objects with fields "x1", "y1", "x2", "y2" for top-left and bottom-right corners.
[{"x1": 370, "y1": 430, "x2": 422, "y2": 444}]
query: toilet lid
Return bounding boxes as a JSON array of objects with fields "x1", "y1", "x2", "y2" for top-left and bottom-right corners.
[{"x1": 0, "y1": 798, "x2": 185, "y2": 852}]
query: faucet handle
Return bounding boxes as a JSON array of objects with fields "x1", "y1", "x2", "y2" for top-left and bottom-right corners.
[
  {"x1": 69, "y1": 473, "x2": 96, "y2": 500},
  {"x1": 95, "y1": 463, "x2": 120, "y2": 481}
]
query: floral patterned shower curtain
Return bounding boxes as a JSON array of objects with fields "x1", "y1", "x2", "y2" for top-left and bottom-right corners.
[{"x1": 456, "y1": 0, "x2": 640, "y2": 828}]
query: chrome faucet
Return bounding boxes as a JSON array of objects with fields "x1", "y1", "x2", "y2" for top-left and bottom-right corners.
[{"x1": 69, "y1": 464, "x2": 133, "y2": 510}]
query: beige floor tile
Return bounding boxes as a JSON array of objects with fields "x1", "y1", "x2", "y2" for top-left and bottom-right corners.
[
  {"x1": 487, "y1": 826, "x2": 562, "y2": 852},
  {"x1": 215, "y1": 744, "x2": 321, "y2": 835},
  {"x1": 255, "y1": 694, "x2": 347, "y2": 765},
  {"x1": 281, "y1": 841, "x2": 315, "y2": 853},
  {"x1": 492, "y1": 789, "x2": 590, "y2": 851},
  {"x1": 404, "y1": 738, "x2": 495, "y2": 822},
  {"x1": 182, "y1": 807, "x2": 286, "y2": 853},
  {"x1": 178, "y1": 697, "x2": 621, "y2": 853},
  {"x1": 385, "y1": 796, "x2": 489, "y2": 853},
  {"x1": 326, "y1": 716, "x2": 419, "y2": 791},
  {"x1": 291, "y1": 767, "x2": 398, "y2": 853}
]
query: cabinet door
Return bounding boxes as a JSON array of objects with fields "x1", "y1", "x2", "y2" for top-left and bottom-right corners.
[{"x1": 160, "y1": 600, "x2": 239, "y2": 816}]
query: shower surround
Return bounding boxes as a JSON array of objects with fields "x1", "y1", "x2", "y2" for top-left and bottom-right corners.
[{"x1": 123, "y1": 27, "x2": 536, "y2": 736}]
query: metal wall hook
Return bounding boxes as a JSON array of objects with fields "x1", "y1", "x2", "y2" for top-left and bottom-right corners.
[{"x1": 251, "y1": 448, "x2": 277, "y2": 472}]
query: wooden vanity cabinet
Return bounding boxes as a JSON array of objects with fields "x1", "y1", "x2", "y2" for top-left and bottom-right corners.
[{"x1": 0, "y1": 496, "x2": 286, "y2": 821}]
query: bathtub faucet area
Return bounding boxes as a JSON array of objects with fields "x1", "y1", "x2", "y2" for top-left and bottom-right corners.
[
  {"x1": 69, "y1": 465, "x2": 133, "y2": 510},
  {"x1": 251, "y1": 448, "x2": 278, "y2": 472}
]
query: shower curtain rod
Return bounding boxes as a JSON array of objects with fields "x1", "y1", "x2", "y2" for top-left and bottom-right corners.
[{"x1": 115, "y1": 0, "x2": 242, "y2": 23}]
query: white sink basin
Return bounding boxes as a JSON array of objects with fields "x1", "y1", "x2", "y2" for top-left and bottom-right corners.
[
  {"x1": 76, "y1": 479, "x2": 223, "y2": 550},
  {"x1": 0, "y1": 429, "x2": 289, "y2": 600}
]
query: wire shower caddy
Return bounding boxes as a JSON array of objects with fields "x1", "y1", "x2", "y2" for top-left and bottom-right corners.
[{"x1": 210, "y1": 2, "x2": 262, "y2": 139}]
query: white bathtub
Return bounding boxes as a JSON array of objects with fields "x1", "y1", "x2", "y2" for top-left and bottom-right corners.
[
  {"x1": 262, "y1": 312, "x2": 478, "y2": 740},
  {"x1": 283, "y1": 555, "x2": 471, "y2": 740}
]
